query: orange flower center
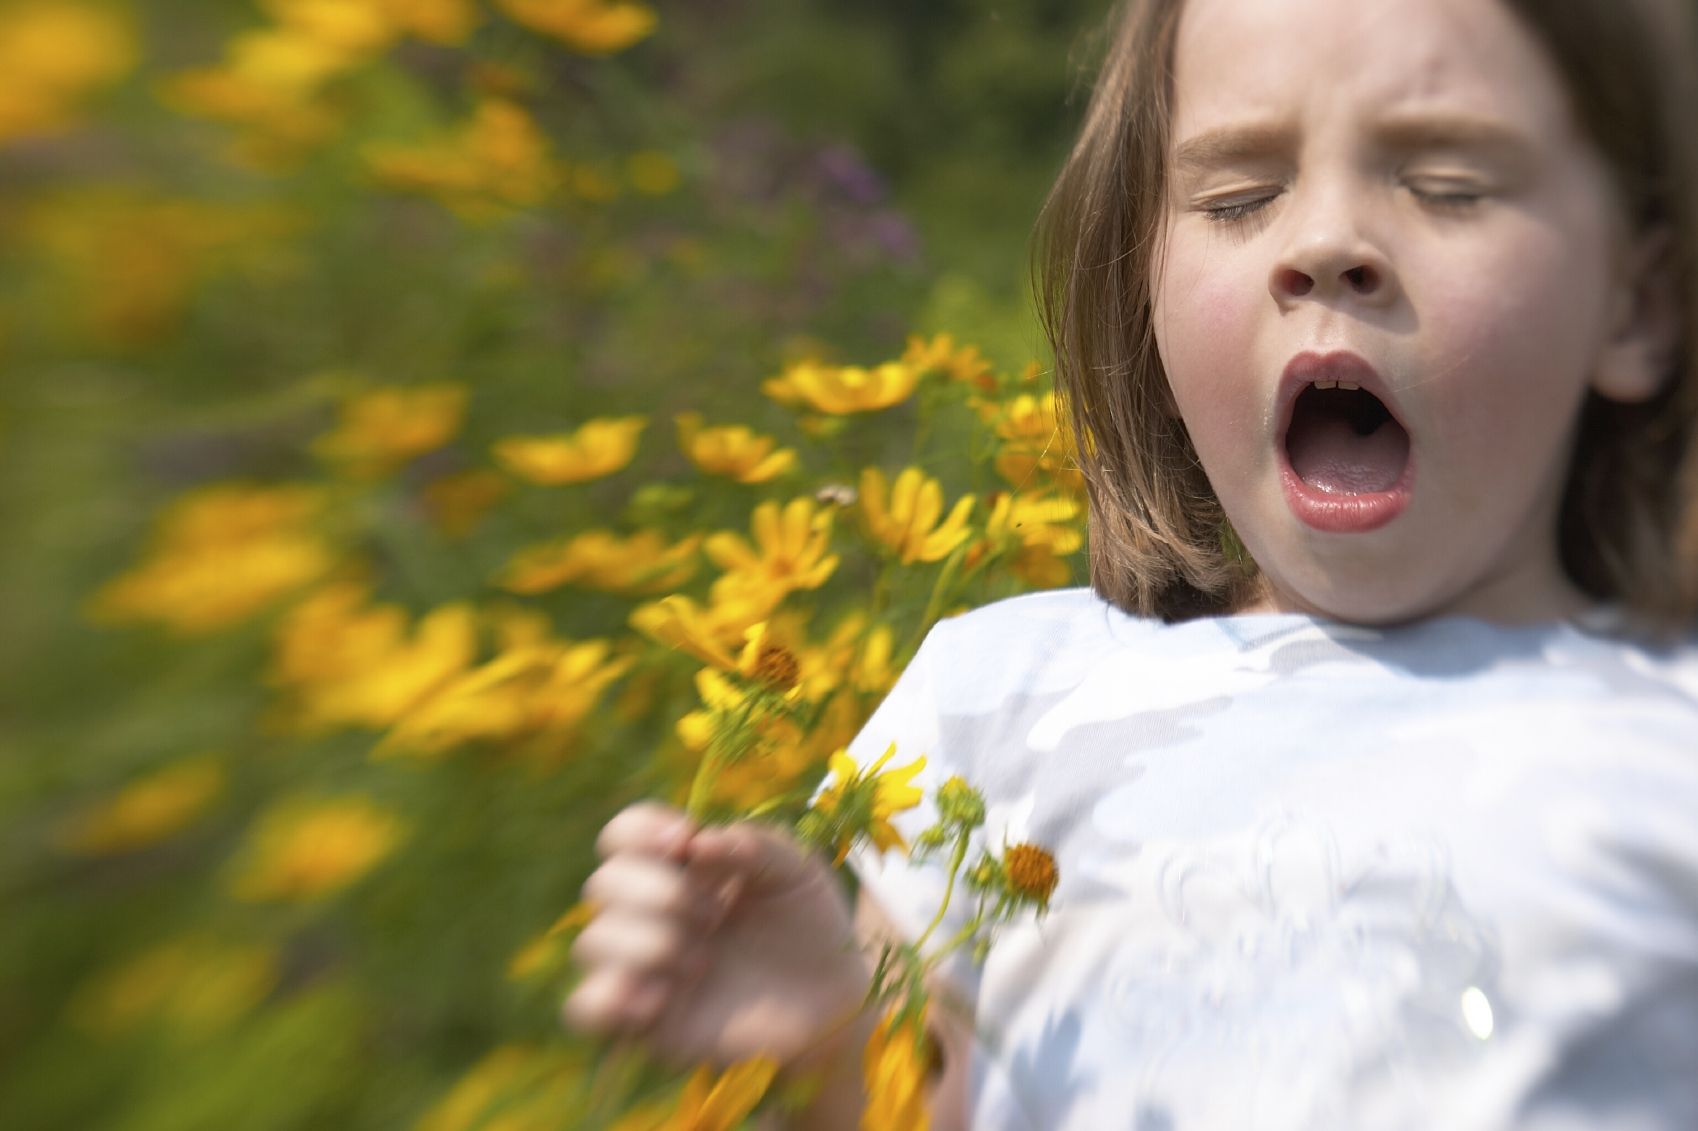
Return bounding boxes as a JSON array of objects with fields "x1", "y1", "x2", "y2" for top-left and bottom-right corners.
[
  {"x1": 1003, "y1": 842, "x2": 1059, "y2": 903},
  {"x1": 752, "y1": 644, "x2": 800, "y2": 692}
]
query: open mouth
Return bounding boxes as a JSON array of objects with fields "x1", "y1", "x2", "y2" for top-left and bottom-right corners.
[{"x1": 1284, "y1": 382, "x2": 1410, "y2": 494}]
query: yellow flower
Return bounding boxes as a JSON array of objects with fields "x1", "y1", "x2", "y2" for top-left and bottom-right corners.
[
  {"x1": 68, "y1": 935, "x2": 278, "y2": 1037},
  {"x1": 86, "y1": 483, "x2": 334, "y2": 635},
  {"x1": 980, "y1": 392, "x2": 1084, "y2": 493},
  {"x1": 56, "y1": 756, "x2": 224, "y2": 856},
  {"x1": 862, "y1": 1009, "x2": 932, "y2": 1131},
  {"x1": 497, "y1": 530, "x2": 700, "y2": 595},
  {"x1": 363, "y1": 0, "x2": 478, "y2": 45},
  {"x1": 0, "y1": 2, "x2": 135, "y2": 144},
  {"x1": 17, "y1": 190, "x2": 298, "y2": 346},
  {"x1": 608, "y1": 1057, "x2": 777, "y2": 1131},
  {"x1": 630, "y1": 592, "x2": 770, "y2": 670},
  {"x1": 972, "y1": 490, "x2": 1084, "y2": 587},
  {"x1": 672, "y1": 623, "x2": 836, "y2": 815},
  {"x1": 849, "y1": 622, "x2": 898, "y2": 695},
  {"x1": 901, "y1": 332, "x2": 994, "y2": 391},
  {"x1": 705, "y1": 497, "x2": 839, "y2": 606},
  {"x1": 762, "y1": 359, "x2": 919, "y2": 415},
  {"x1": 269, "y1": 584, "x2": 476, "y2": 732},
  {"x1": 676, "y1": 681, "x2": 812, "y2": 815},
  {"x1": 422, "y1": 469, "x2": 510, "y2": 539},
  {"x1": 415, "y1": 1044, "x2": 588, "y2": 1131},
  {"x1": 505, "y1": 901, "x2": 596, "y2": 981},
  {"x1": 312, "y1": 382, "x2": 467, "y2": 478},
  {"x1": 415, "y1": 1045, "x2": 544, "y2": 1131},
  {"x1": 159, "y1": 29, "x2": 347, "y2": 167},
  {"x1": 264, "y1": 0, "x2": 393, "y2": 53},
  {"x1": 228, "y1": 796, "x2": 406, "y2": 902},
  {"x1": 1002, "y1": 842, "x2": 1060, "y2": 909},
  {"x1": 377, "y1": 638, "x2": 634, "y2": 758},
  {"x1": 496, "y1": 0, "x2": 656, "y2": 56},
  {"x1": 804, "y1": 690, "x2": 873, "y2": 774},
  {"x1": 673, "y1": 616, "x2": 826, "y2": 712},
  {"x1": 373, "y1": 0, "x2": 480, "y2": 45},
  {"x1": 366, "y1": 98, "x2": 558, "y2": 218},
  {"x1": 807, "y1": 743, "x2": 926, "y2": 864},
  {"x1": 675, "y1": 412, "x2": 797, "y2": 483},
  {"x1": 362, "y1": 99, "x2": 532, "y2": 203},
  {"x1": 802, "y1": 613, "x2": 896, "y2": 699},
  {"x1": 858, "y1": 467, "x2": 975, "y2": 565},
  {"x1": 492, "y1": 415, "x2": 645, "y2": 485}
]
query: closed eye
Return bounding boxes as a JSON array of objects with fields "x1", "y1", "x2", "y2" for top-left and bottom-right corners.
[
  {"x1": 1199, "y1": 194, "x2": 1280, "y2": 224},
  {"x1": 1407, "y1": 182, "x2": 1486, "y2": 211}
]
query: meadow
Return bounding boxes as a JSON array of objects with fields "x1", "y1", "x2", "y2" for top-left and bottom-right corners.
[{"x1": 0, "y1": 2, "x2": 1097, "y2": 1126}]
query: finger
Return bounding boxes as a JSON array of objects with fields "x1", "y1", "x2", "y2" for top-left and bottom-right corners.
[
  {"x1": 561, "y1": 967, "x2": 670, "y2": 1036},
  {"x1": 571, "y1": 909, "x2": 700, "y2": 977},
  {"x1": 687, "y1": 822, "x2": 816, "y2": 894},
  {"x1": 581, "y1": 856, "x2": 723, "y2": 926},
  {"x1": 596, "y1": 802, "x2": 693, "y2": 863}
]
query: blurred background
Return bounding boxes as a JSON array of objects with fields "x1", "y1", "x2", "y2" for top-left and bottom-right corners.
[{"x1": 0, "y1": 1, "x2": 1102, "y2": 1126}]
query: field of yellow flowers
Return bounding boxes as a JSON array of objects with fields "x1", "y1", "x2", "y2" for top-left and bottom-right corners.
[{"x1": 1, "y1": 2, "x2": 1094, "y2": 1127}]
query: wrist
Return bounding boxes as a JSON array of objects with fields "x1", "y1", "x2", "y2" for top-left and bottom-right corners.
[
  {"x1": 783, "y1": 944, "x2": 877, "y2": 1078},
  {"x1": 772, "y1": 1003, "x2": 880, "y2": 1131}
]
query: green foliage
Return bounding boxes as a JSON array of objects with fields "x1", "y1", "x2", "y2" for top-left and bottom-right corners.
[{"x1": 0, "y1": 1, "x2": 1103, "y2": 1127}]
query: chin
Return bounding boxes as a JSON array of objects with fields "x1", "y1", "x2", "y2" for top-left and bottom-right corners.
[{"x1": 1257, "y1": 559, "x2": 1456, "y2": 626}]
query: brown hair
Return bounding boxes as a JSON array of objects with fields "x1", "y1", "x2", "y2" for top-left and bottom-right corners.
[{"x1": 1034, "y1": 0, "x2": 1698, "y2": 627}]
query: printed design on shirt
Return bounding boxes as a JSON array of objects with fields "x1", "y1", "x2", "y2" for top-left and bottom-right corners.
[{"x1": 1107, "y1": 812, "x2": 1502, "y2": 1129}]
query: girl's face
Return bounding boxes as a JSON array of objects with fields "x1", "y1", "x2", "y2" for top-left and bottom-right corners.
[{"x1": 1152, "y1": 0, "x2": 1657, "y2": 624}]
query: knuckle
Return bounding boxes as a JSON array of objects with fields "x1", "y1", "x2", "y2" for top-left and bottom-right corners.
[
  {"x1": 583, "y1": 858, "x2": 694, "y2": 922},
  {"x1": 570, "y1": 911, "x2": 687, "y2": 974},
  {"x1": 596, "y1": 801, "x2": 687, "y2": 860},
  {"x1": 567, "y1": 921, "x2": 603, "y2": 967},
  {"x1": 579, "y1": 861, "x2": 620, "y2": 905},
  {"x1": 560, "y1": 978, "x2": 614, "y2": 1034}
]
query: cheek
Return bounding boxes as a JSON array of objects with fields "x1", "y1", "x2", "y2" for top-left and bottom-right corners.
[
  {"x1": 1154, "y1": 241, "x2": 1262, "y2": 420},
  {"x1": 1415, "y1": 220, "x2": 1611, "y2": 447}
]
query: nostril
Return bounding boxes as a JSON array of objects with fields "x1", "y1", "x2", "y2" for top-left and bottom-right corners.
[
  {"x1": 1344, "y1": 265, "x2": 1376, "y2": 292},
  {"x1": 1276, "y1": 267, "x2": 1314, "y2": 297}
]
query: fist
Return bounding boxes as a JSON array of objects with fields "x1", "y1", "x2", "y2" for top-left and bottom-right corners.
[{"x1": 563, "y1": 802, "x2": 871, "y2": 1069}]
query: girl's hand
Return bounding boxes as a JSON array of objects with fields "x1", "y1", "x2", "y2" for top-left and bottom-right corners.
[{"x1": 562, "y1": 802, "x2": 871, "y2": 1069}]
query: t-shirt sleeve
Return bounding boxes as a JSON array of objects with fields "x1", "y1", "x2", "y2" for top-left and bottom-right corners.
[{"x1": 833, "y1": 617, "x2": 983, "y2": 997}]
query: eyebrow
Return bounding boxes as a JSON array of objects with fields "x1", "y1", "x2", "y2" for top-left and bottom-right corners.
[{"x1": 1171, "y1": 113, "x2": 1537, "y2": 178}]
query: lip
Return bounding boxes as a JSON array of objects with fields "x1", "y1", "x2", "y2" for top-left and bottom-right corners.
[{"x1": 1276, "y1": 350, "x2": 1415, "y2": 534}]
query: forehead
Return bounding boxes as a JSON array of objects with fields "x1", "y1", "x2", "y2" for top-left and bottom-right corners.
[{"x1": 1170, "y1": 0, "x2": 1574, "y2": 138}]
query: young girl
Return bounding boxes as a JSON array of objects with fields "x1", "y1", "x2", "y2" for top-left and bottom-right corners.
[{"x1": 566, "y1": 0, "x2": 1698, "y2": 1126}]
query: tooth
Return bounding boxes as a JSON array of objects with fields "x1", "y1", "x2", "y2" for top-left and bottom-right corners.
[
  {"x1": 1313, "y1": 380, "x2": 1338, "y2": 390},
  {"x1": 1336, "y1": 381, "x2": 1361, "y2": 391}
]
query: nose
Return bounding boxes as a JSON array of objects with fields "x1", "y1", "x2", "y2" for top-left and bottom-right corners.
[{"x1": 1268, "y1": 191, "x2": 1398, "y2": 310}]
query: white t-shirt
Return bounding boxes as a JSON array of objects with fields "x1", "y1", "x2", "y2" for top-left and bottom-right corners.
[{"x1": 845, "y1": 587, "x2": 1698, "y2": 1131}]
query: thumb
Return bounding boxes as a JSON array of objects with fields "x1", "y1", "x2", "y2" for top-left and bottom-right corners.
[{"x1": 686, "y1": 821, "x2": 822, "y2": 895}]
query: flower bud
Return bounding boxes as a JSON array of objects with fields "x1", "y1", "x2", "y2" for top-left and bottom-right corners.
[{"x1": 935, "y1": 775, "x2": 985, "y2": 827}]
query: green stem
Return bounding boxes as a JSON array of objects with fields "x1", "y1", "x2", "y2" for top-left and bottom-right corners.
[
  {"x1": 870, "y1": 557, "x2": 896, "y2": 618},
  {"x1": 684, "y1": 695, "x2": 756, "y2": 821},
  {"x1": 913, "y1": 831, "x2": 969, "y2": 952},
  {"x1": 922, "y1": 911, "x2": 985, "y2": 974},
  {"x1": 904, "y1": 541, "x2": 968, "y2": 658},
  {"x1": 743, "y1": 789, "x2": 809, "y2": 821},
  {"x1": 684, "y1": 749, "x2": 721, "y2": 822}
]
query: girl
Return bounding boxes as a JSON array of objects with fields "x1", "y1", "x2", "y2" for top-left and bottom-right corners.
[{"x1": 566, "y1": 0, "x2": 1698, "y2": 1126}]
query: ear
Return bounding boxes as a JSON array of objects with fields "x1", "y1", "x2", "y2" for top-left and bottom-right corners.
[{"x1": 1592, "y1": 225, "x2": 1681, "y2": 404}]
